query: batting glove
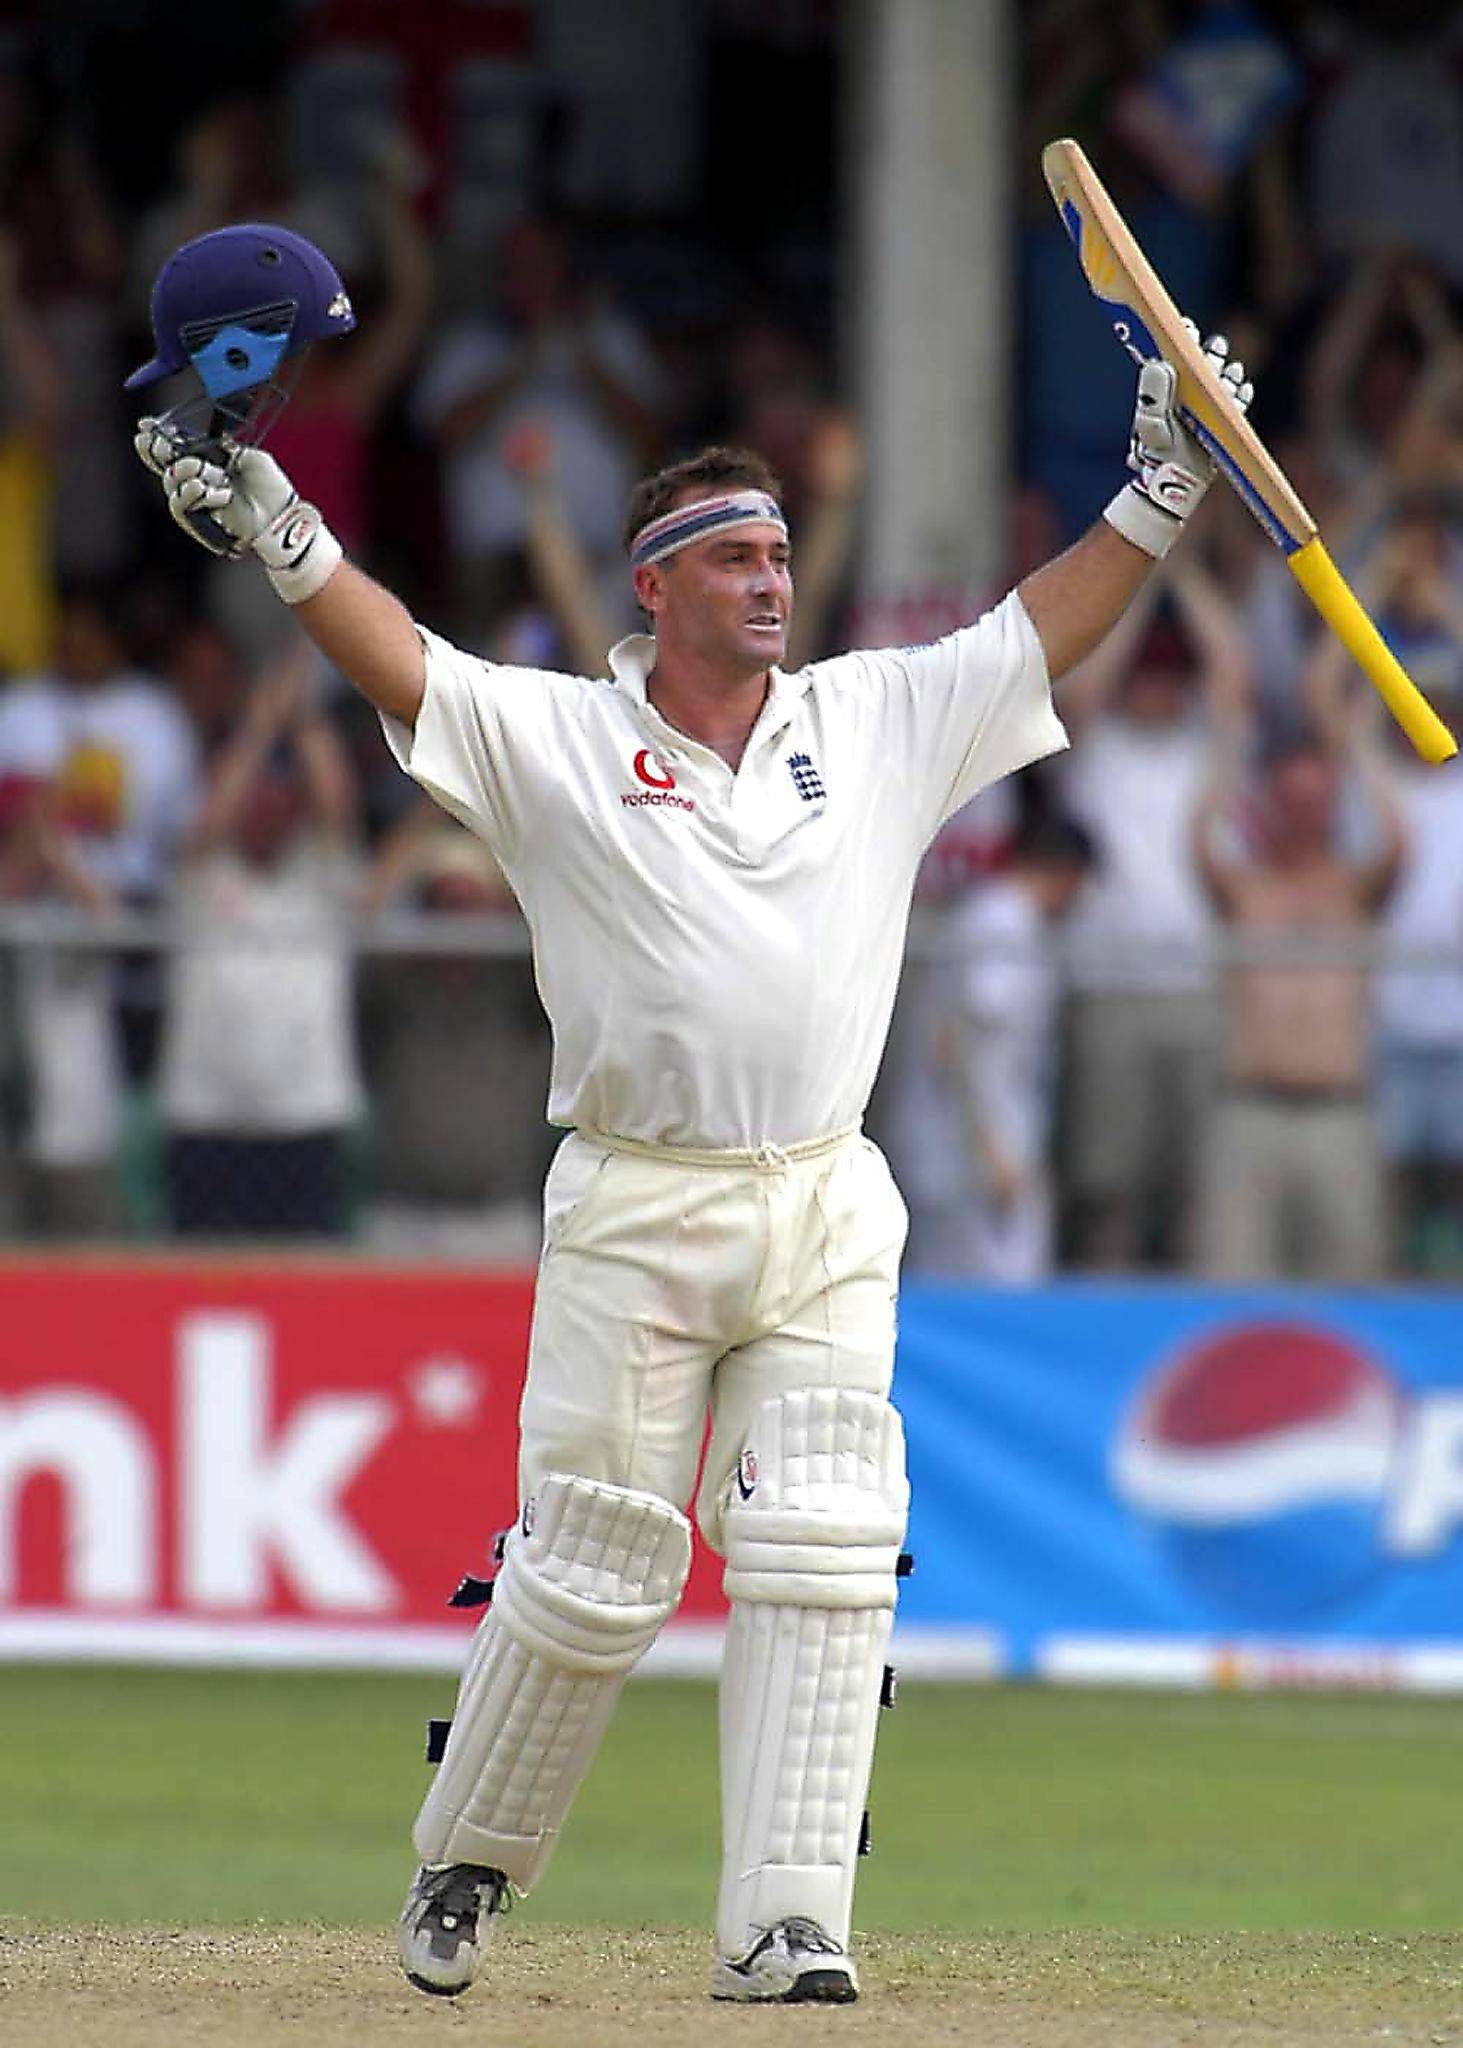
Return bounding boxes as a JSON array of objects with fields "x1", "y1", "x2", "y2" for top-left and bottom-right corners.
[
  {"x1": 134, "y1": 418, "x2": 343, "y2": 605},
  {"x1": 1103, "y1": 327, "x2": 1253, "y2": 559}
]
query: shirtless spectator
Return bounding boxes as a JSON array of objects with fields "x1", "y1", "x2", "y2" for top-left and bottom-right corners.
[
  {"x1": 1192, "y1": 669, "x2": 1404, "y2": 1283},
  {"x1": 1308, "y1": 506, "x2": 1463, "y2": 1272}
]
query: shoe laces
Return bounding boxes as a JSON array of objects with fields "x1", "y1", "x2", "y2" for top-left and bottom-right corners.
[
  {"x1": 419, "y1": 1864, "x2": 511, "y2": 1928},
  {"x1": 779, "y1": 1917, "x2": 842, "y2": 1958}
]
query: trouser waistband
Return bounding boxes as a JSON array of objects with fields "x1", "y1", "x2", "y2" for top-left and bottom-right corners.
[{"x1": 580, "y1": 1123, "x2": 861, "y2": 1170}]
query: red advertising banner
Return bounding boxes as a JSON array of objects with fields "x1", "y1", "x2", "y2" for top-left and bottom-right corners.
[{"x1": 0, "y1": 1260, "x2": 726, "y2": 1668}]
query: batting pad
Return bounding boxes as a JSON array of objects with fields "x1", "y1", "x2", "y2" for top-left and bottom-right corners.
[
  {"x1": 414, "y1": 1473, "x2": 692, "y2": 1886},
  {"x1": 717, "y1": 1387, "x2": 910, "y2": 1957}
]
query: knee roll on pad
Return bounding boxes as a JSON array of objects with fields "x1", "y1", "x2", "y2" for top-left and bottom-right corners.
[
  {"x1": 414, "y1": 1473, "x2": 691, "y2": 1888},
  {"x1": 717, "y1": 1387, "x2": 909, "y2": 1958}
]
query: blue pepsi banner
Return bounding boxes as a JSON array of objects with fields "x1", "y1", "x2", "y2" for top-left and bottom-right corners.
[{"x1": 893, "y1": 1284, "x2": 1463, "y2": 1690}]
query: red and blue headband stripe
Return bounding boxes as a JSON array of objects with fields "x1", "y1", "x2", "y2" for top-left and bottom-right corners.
[{"x1": 629, "y1": 490, "x2": 787, "y2": 569}]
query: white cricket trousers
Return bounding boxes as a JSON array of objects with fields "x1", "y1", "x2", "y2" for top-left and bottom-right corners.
[{"x1": 521, "y1": 1126, "x2": 908, "y2": 1550}]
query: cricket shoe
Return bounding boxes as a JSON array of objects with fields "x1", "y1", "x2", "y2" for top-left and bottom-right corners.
[
  {"x1": 711, "y1": 1916, "x2": 859, "y2": 2003},
  {"x1": 397, "y1": 1861, "x2": 511, "y2": 1996}
]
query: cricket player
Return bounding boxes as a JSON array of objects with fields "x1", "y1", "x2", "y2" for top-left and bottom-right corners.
[{"x1": 134, "y1": 299, "x2": 1248, "y2": 2003}]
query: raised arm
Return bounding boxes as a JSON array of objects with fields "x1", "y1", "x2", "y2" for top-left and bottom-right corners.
[
  {"x1": 1019, "y1": 330, "x2": 1253, "y2": 682},
  {"x1": 1302, "y1": 256, "x2": 1391, "y2": 455},
  {"x1": 1302, "y1": 563, "x2": 1407, "y2": 914},
  {"x1": 293, "y1": 687, "x2": 358, "y2": 843},
  {"x1": 785, "y1": 410, "x2": 863, "y2": 671},
  {"x1": 135, "y1": 423, "x2": 426, "y2": 729},
  {"x1": 1348, "y1": 711, "x2": 1406, "y2": 913},
  {"x1": 1166, "y1": 551, "x2": 1252, "y2": 700},
  {"x1": 295, "y1": 563, "x2": 425, "y2": 729},
  {"x1": 1018, "y1": 520, "x2": 1154, "y2": 682},
  {"x1": 334, "y1": 145, "x2": 435, "y2": 423},
  {"x1": 1382, "y1": 269, "x2": 1463, "y2": 500},
  {"x1": 188, "y1": 639, "x2": 316, "y2": 853},
  {"x1": 1045, "y1": 565, "x2": 1160, "y2": 731},
  {"x1": 1175, "y1": 544, "x2": 1260, "y2": 919},
  {"x1": 0, "y1": 230, "x2": 62, "y2": 446},
  {"x1": 1189, "y1": 649, "x2": 1253, "y2": 918},
  {"x1": 22, "y1": 785, "x2": 119, "y2": 915},
  {"x1": 503, "y1": 421, "x2": 615, "y2": 677}
]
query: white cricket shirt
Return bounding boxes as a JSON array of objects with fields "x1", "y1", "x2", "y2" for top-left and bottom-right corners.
[{"x1": 380, "y1": 597, "x2": 1066, "y2": 1148}]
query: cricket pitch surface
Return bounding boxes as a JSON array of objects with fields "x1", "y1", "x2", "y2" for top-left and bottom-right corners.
[{"x1": 4, "y1": 1925, "x2": 1461, "y2": 2047}]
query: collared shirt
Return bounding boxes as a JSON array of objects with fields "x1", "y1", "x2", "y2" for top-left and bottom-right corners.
[{"x1": 379, "y1": 596, "x2": 1066, "y2": 1148}]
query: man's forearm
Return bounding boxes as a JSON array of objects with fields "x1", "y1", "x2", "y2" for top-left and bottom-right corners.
[
  {"x1": 1017, "y1": 519, "x2": 1154, "y2": 681},
  {"x1": 1019, "y1": 331, "x2": 1253, "y2": 683},
  {"x1": 294, "y1": 561, "x2": 426, "y2": 732}
]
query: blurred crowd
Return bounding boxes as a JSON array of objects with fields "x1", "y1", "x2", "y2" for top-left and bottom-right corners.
[{"x1": 0, "y1": 0, "x2": 1460, "y2": 1283}]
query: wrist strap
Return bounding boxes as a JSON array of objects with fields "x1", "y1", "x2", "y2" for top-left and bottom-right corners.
[
  {"x1": 253, "y1": 499, "x2": 344, "y2": 604},
  {"x1": 1103, "y1": 481, "x2": 1182, "y2": 560}
]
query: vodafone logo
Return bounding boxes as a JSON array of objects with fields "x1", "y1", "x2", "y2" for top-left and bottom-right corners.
[
  {"x1": 633, "y1": 748, "x2": 676, "y2": 790},
  {"x1": 623, "y1": 746, "x2": 694, "y2": 813}
]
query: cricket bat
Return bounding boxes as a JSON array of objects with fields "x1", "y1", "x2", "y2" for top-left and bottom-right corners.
[{"x1": 1042, "y1": 137, "x2": 1457, "y2": 765}]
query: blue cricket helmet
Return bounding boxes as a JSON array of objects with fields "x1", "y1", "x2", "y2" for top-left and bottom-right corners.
[
  {"x1": 126, "y1": 223, "x2": 356, "y2": 461},
  {"x1": 126, "y1": 222, "x2": 356, "y2": 395}
]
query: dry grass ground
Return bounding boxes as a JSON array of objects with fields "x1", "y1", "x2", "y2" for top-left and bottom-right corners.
[{"x1": 3, "y1": 1926, "x2": 1461, "y2": 2048}]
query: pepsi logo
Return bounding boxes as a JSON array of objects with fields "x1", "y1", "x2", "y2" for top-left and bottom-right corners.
[{"x1": 1113, "y1": 1322, "x2": 1403, "y2": 1622}]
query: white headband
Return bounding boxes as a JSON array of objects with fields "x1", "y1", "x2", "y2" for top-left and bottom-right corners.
[{"x1": 629, "y1": 489, "x2": 787, "y2": 569}]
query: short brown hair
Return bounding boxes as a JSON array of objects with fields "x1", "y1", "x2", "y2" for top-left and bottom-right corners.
[{"x1": 622, "y1": 445, "x2": 783, "y2": 555}]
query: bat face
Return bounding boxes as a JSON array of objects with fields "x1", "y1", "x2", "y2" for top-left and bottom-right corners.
[
  {"x1": 1057, "y1": 198, "x2": 1163, "y2": 371},
  {"x1": 1043, "y1": 134, "x2": 1457, "y2": 766},
  {"x1": 1045, "y1": 140, "x2": 1313, "y2": 555},
  {"x1": 1057, "y1": 191, "x2": 1267, "y2": 530}
]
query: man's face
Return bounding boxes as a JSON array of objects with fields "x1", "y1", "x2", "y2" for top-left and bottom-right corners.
[
  {"x1": 635, "y1": 504, "x2": 793, "y2": 675},
  {"x1": 1269, "y1": 751, "x2": 1336, "y2": 852},
  {"x1": 1039, "y1": 859, "x2": 1089, "y2": 920},
  {"x1": 237, "y1": 774, "x2": 303, "y2": 868},
  {"x1": 170, "y1": 624, "x2": 245, "y2": 735},
  {"x1": 56, "y1": 604, "x2": 124, "y2": 687},
  {"x1": 1120, "y1": 660, "x2": 1192, "y2": 726}
]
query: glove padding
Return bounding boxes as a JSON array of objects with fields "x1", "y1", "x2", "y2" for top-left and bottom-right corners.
[
  {"x1": 1105, "y1": 328, "x2": 1253, "y2": 559},
  {"x1": 133, "y1": 418, "x2": 342, "y2": 602}
]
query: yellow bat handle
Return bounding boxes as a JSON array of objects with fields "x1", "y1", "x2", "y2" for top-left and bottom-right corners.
[{"x1": 1288, "y1": 538, "x2": 1457, "y2": 765}]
